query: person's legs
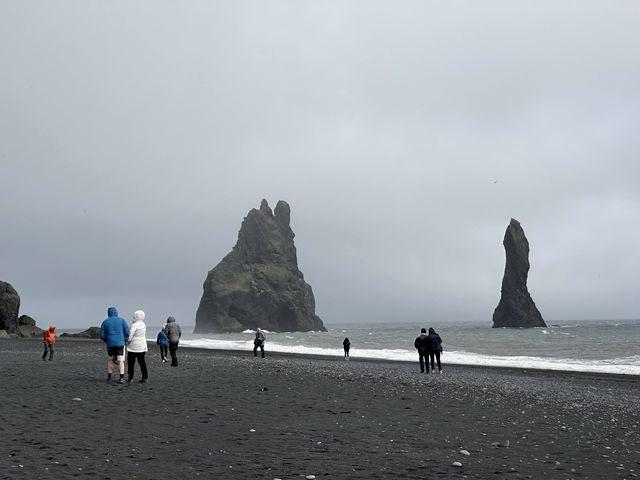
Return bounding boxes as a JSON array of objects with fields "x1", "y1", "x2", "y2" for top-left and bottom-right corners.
[
  {"x1": 435, "y1": 351, "x2": 442, "y2": 372},
  {"x1": 127, "y1": 351, "x2": 136, "y2": 381},
  {"x1": 429, "y1": 352, "x2": 435, "y2": 373},
  {"x1": 169, "y1": 342, "x2": 178, "y2": 366},
  {"x1": 139, "y1": 352, "x2": 148, "y2": 381},
  {"x1": 418, "y1": 353, "x2": 425, "y2": 372},
  {"x1": 260, "y1": 344, "x2": 265, "y2": 358},
  {"x1": 253, "y1": 344, "x2": 258, "y2": 357},
  {"x1": 48, "y1": 344, "x2": 54, "y2": 361},
  {"x1": 42, "y1": 344, "x2": 48, "y2": 361}
]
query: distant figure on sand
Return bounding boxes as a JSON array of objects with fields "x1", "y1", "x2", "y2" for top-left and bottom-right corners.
[
  {"x1": 164, "y1": 316, "x2": 182, "y2": 366},
  {"x1": 42, "y1": 325, "x2": 56, "y2": 361},
  {"x1": 343, "y1": 337, "x2": 350, "y2": 361},
  {"x1": 100, "y1": 307, "x2": 130, "y2": 383},
  {"x1": 253, "y1": 328, "x2": 266, "y2": 358},
  {"x1": 127, "y1": 310, "x2": 149, "y2": 383},
  {"x1": 414, "y1": 328, "x2": 429, "y2": 373},
  {"x1": 427, "y1": 327, "x2": 443, "y2": 374},
  {"x1": 156, "y1": 325, "x2": 169, "y2": 362}
]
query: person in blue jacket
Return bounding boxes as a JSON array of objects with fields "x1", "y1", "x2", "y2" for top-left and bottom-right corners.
[
  {"x1": 156, "y1": 326, "x2": 169, "y2": 363},
  {"x1": 426, "y1": 327, "x2": 443, "y2": 374},
  {"x1": 100, "y1": 306, "x2": 130, "y2": 383},
  {"x1": 253, "y1": 328, "x2": 266, "y2": 358}
]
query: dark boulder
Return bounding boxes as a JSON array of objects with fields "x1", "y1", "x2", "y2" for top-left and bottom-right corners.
[
  {"x1": 195, "y1": 199, "x2": 326, "y2": 333},
  {"x1": 0, "y1": 280, "x2": 20, "y2": 334},
  {"x1": 492, "y1": 219, "x2": 546, "y2": 328},
  {"x1": 18, "y1": 323, "x2": 45, "y2": 338},
  {"x1": 19, "y1": 315, "x2": 36, "y2": 326},
  {"x1": 60, "y1": 326, "x2": 101, "y2": 339}
]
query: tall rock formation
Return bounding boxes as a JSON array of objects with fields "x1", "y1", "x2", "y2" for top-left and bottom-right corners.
[
  {"x1": 195, "y1": 199, "x2": 326, "y2": 333},
  {"x1": 492, "y1": 219, "x2": 546, "y2": 328},
  {"x1": 0, "y1": 280, "x2": 20, "y2": 333}
]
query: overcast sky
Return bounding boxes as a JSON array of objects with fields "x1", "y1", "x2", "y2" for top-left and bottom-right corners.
[{"x1": 2, "y1": 1, "x2": 639, "y2": 329}]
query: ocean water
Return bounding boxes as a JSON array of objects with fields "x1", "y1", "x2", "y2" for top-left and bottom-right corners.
[{"x1": 141, "y1": 319, "x2": 640, "y2": 375}]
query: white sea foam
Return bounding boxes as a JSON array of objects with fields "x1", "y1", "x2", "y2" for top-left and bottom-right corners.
[{"x1": 176, "y1": 338, "x2": 640, "y2": 375}]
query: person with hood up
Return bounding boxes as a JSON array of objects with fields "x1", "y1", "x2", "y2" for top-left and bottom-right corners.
[
  {"x1": 42, "y1": 325, "x2": 56, "y2": 361},
  {"x1": 253, "y1": 328, "x2": 266, "y2": 358},
  {"x1": 343, "y1": 337, "x2": 351, "y2": 361},
  {"x1": 414, "y1": 328, "x2": 429, "y2": 373},
  {"x1": 426, "y1": 327, "x2": 444, "y2": 374},
  {"x1": 164, "y1": 316, "x2": 182, "y2": 366},
  {"x1": 127, "y1": 310, "x2": 148, "y2": 383},
  {"x1": 156, "y1": 325, "x2": 169, "y2": 362},
  {"x1": 100, "y1": 306, "x2": 130, "y2": 383}
]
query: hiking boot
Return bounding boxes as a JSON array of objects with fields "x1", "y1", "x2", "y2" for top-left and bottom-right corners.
[
  {"x1": 139, "y1": 379, "x2": 147, "y2": 383},
  {"x1": 118, "y1": 378, "x2": 125, "y2": 384},
  {"x1": 439, "y1": 370, "x2": 443, "y2": 374}
]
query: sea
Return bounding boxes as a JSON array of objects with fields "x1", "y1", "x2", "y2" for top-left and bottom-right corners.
[{"x1": 135, "y1": 318, "x2": 640, "y2": 376}]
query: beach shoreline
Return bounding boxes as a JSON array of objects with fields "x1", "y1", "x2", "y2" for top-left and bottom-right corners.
[{"x1": 2, "y1": 338, "x2": 639, "y2": 478}]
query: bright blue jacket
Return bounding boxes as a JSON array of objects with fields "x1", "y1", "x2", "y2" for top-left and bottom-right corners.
[
  {"x1": 156, "y1": 331, "x2": 169, "y2": 346},
  {"x1": 100, "y1": 307, "x2": 130, "y2": 347}
]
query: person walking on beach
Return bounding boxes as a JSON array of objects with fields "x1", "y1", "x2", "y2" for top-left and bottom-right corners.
[
  {"x1": 343, "y1": 337, "x2": 350, "y2": 361},
  {"x1": 100, "y1": 306, "x2": 130, "y2": 383},
  {"x1": 126, "y1": 310, "x2": 149, "y2": 383},
  {"x1": 414, "y1": 328, "x2": 429, "y2": 373},
  {"x1": 253, "y1": 328, "x2": 266, "y2": 358},
  {"x1": 164, "y1": 316, "x2": 182, "y2": 366},
  {"x1": 426, "y1": 327, "x2": 443, "y2": 374},
  {"x1": 42, "y1": 325, "x2": 56, "y2": 361},
  {"x1": 156, "y1": 325, "x2": 169, "y2": 363}
]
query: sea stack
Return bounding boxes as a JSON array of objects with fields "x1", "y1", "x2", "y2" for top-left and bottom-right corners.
[
  {"x1": 0, "y1": 280, "x2": 20, "y2": 334},
  {"x1": 492, "y1": 219, "x2": 546, "y2": 328},
  {"x1": 195, "y1": 199, "x2": 326, "y2": 333}
]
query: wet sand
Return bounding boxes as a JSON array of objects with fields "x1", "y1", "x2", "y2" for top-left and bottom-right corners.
[{"x1": 1, "y1": 338, "x2": 639, "y2": 479}]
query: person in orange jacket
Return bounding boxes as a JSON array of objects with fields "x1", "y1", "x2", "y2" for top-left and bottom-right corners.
[{"x1": 43, "y1": 325, "x2": 56, "y2": 361}]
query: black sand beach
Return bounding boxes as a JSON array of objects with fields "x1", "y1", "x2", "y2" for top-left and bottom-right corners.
[{"x1": 2, "y1": 338, "x2": 639, "y2": 479}]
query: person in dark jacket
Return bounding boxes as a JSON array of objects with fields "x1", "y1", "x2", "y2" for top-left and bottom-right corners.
[
  {"x1": 253, "y1": 328, "x2": 266, "y2": 358},
  {"x1": 156, "y1": 326, "x2": 169, "y2": 363},
  {"x1": 164, "y1": 316, "x2": 182, "y2": 366},
  {"x1": 100, "y1": 306, "x2": 130, "y2": 383},
  {"x1": 414, "y1": 328, "x2": 429, "y2": 373},
  {"x1": 426, "y1": 327, "x2": 443, "y2": 374},
  {"x1": 343, "y1": 337, "x2": 350, "y2": 361}
]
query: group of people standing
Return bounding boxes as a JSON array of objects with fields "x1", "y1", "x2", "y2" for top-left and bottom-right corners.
[
  {"x1": 99, "y1": 307, "x2": 182, "y2": 384},
  {"x1": 414, "y1": 327, "x2": 443, "y2": 374}
]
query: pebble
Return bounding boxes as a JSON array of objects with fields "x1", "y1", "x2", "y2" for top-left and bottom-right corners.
[
  {"x1": 306, "y1": 476, "x2": 316, "y2": 479},
  {"x1": 459, "y1": 449, "x2": 470, "y2": 456},
  {"x1": 72, "y1": 398, "x2": 82, "y2": 401},
  {"x1": 249, "y1": 429, "x2": 256, "y2": 432},
  {"x1": 452, "y1": 461, "x2": 462, "y2": 467}
]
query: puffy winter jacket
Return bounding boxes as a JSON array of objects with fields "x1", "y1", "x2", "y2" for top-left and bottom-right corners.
[
  {"x1": 156, "y1": 330, "x2": 168, "y2": 346},
  {"x1": 100, "y1": 307, "x2": 130, "y2": 347},
  {"x1": 127, "y1": 310, "x2": 148, "y2": 353},
  {"x1": 164, "y1": 316, "x2": 181, "y2": 343},
  {"x1": 414, "y1": 334, "x2": 429, "y2": 353},
  {"x1": 43, "y1": 325, "x2": 56, "y2": 344},
  {"x1": 426, "y1": 328, "x2": 443, "y2": 352}
]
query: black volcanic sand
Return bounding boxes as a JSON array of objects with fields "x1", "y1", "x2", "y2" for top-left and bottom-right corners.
[{"x1": 1, "y1": 339, "x2": 639, "y2": 479}]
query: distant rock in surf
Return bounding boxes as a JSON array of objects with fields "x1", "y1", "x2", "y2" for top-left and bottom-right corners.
[
  {"x1": 492, "y1": 219, "x2": 546, "y2": 328},
  {"x1": 61, "y1": 326, "x2": 101, "y2": 339},
  {"x1": 195, "y1": 199, "x2": 326, "y2": 333},
  {"x1": 0, "y1": 280, "x2": 20, "y2": 334}
]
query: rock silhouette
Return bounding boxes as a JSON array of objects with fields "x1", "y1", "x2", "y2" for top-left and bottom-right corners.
[
  {"x1": 0, "y1": 280, "x2": 20, "y2": 334},
  {"x1": 493, "y1": 219, "x2": 546, "y2": 328},
  {"x1": 195, "y1": 199, "x2": 326, "y2": 333}
]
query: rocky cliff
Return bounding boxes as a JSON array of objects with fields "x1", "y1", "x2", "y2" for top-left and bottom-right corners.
[
  {"x1": 195, "y1": 199, "x2": 326, "y2": 333},
  {"x1": 492, "y1": 219, "x2": 546, "y2": 328},
  {"x1": 0, "y1": 280, "x2": 20, "y2": 333}
]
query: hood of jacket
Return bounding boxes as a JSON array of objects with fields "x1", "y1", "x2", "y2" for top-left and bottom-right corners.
[
  {"x1": 428, "y1": 327, "x2": 436, "y2": 334},
  {"x1": 166, "y1": 316, "x2": 175, "y2": 323},
  {"x1": 48, "y1": 325, "x2": 56, "y2": 332},
  {"x1": 133, "y1": 310, "x2": 145, "y2": 322},
  {"x1": 108, "y1": 307, "x2": 118, "y2": 317}
]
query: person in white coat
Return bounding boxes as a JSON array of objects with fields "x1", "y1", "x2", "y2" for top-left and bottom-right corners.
[{"x1": 127, "y1": 310, "x2": 149, "y2": 383}]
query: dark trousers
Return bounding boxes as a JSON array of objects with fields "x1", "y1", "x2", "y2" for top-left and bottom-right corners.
[
  {"x1": 344, "y1": 348, "x2": 350, "y2": 358},
  {"x1": 42, "y1": 344, "x2": 54, "y2": 361},
  {"x1": 253, "y1": 343, "x2": 265, "y2": 358},
  {"x1": 429, "y1": 351, "x2": 442, "y2": 372},
  {"x1": 159, "y1": 345, "x2": 168, "y2": 360},
  {"x1": 169, "y1": 342, "x2": 179, "y2": 366},
  {"x1": 127, "y1": 351, "x2": 148, "y2": 380},
  {"x1": 418, "y1": 352, "x2": 427, "y2": 372}
]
